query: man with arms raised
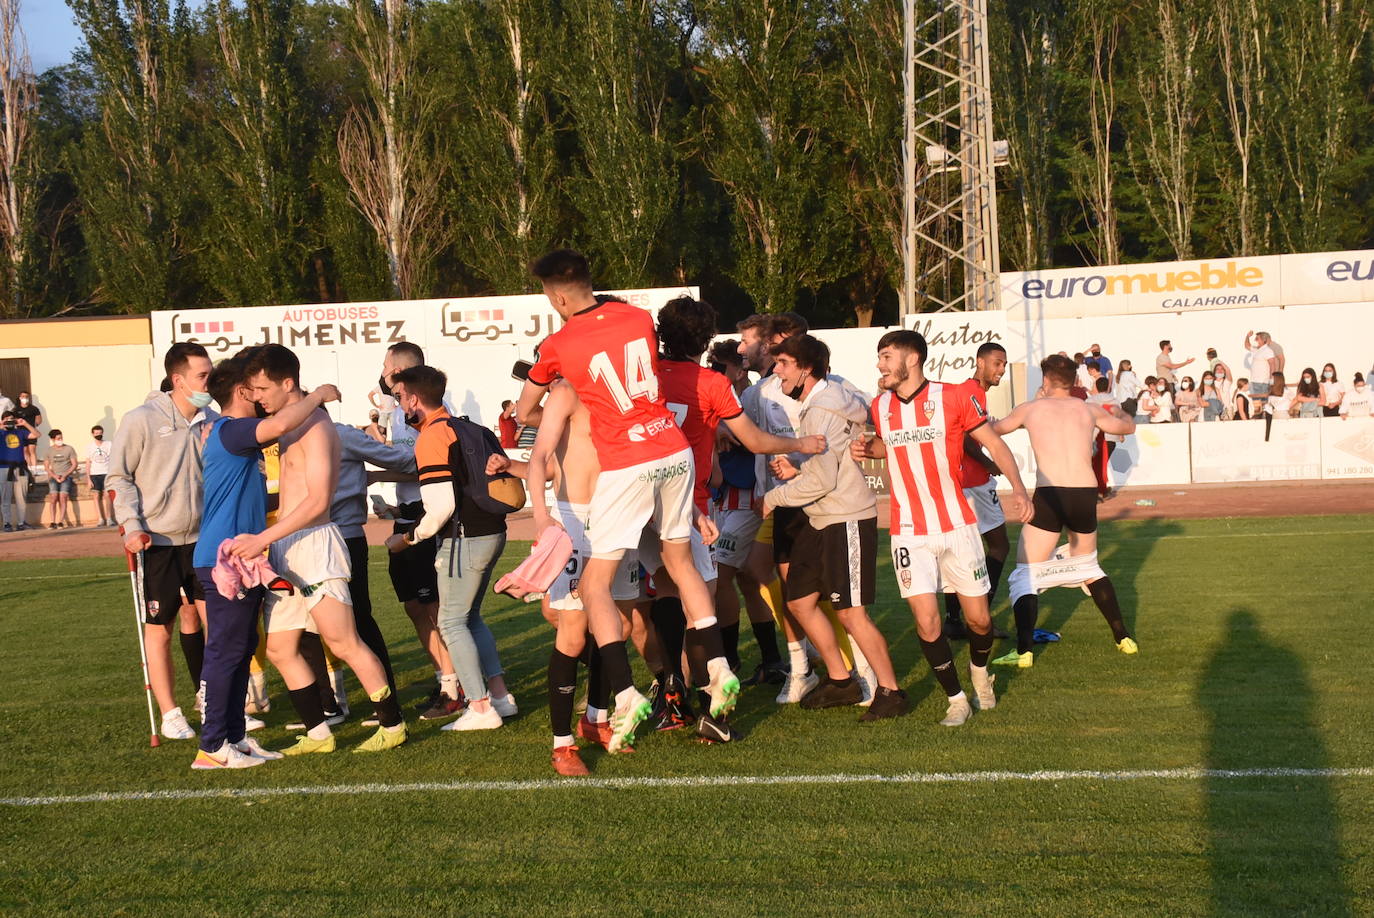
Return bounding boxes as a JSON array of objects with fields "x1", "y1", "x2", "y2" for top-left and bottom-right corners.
[
  {"x1": 229, "y1": 344, "x2": 406, "y2": 753},
  {"x1": 516, "y1": 249, "x2": 737, "y2": 753},
  {"x1": 990, "y1": 354, "x2": 1138, "y2": 668},
  {"x1": 109, "y1": 343, "x2": 215, "y2": 742},
  {"x1": 851, "y1": 331, "x2": 1032, "y2": 726}
]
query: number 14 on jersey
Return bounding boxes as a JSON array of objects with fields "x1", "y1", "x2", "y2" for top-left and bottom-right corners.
[{"x1": 589, "y1": 339, "x2": 659, "y2": 413}]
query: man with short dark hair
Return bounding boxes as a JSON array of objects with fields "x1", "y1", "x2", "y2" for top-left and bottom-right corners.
[
  {"x1": 0, "y1": 410, "x2": 36, "y2": 531},
  {"x1": 109, "y1": 342, "x2": 215, "y2": 741},
  {"x1": 497, "y1": 399, "x2": 518, "y2": 448},
  {"x1": 14, "y1": 391, "x2": 40, "y2": 470},
  {"x1": 1155, "y1": 340, "x2": 1193, "y2": 392},
  {"x1": 86, "y1": 425, "x2": 114, "y2": 526},
  {"x1": 991, "y1": 354, "x2": 1138, "y2": 668},
  {"x1": 851, "y1": 330, "x2": 1032, "y2": 725},
  {"x1": 43, "y1": 429, "x2": 78, "y2": 528}
]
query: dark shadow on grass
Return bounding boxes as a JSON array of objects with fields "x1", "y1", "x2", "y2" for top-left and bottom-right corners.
[{"x1": 1199, "y1": 608, "x2": 1348, "y2": 917}]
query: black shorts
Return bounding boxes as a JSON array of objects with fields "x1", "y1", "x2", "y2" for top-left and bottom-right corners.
[
  {"x1": 389, "y1": 508, "x2": 438, "y2": 604},
  {"x1": 90, "y1": 474, "x2": 106, "y2": 492},
  {"x1": 141, "y1": 543, "x2": 204, "y2": 624},
  {"x1": 1029, "y1": 486, "x2": 1098, "y2": 534},
  {"x1": 784, "y1": 517, "x2": 877, "y2": 609},
  {"x1": 772, "y1": 506, "x2": 810, "y2": 565}
]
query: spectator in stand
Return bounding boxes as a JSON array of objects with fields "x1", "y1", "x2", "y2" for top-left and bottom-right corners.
[
  {"x1": 1176, "y1": 376, "x2": 1202, "y2": 423},
  {"x1": 1205, "y1": 348, "x2": 1234, "y2": 383},
  {"x1": 1265, "y1": 372, "x2": 1292, "y2": 418},
  {"x1": 1115, "y1": 359, "x2": 1142, "y2": 407},
  {"x1": 1294, "y1": 369, "x2": 1322, "y2": 419},
  {"x1": 14, "y1": 391, "x2": 40, "y2": 471},
  {"x1": 1319, "y1": 364, "x2": 1343, "y2": 418},
  {"x1": 1, "y1": 410, "x2": 35, "y2": 531},
  {"x1": 497, "y1": 399, "x2": 518, "y2": 449},
  {"x1": 1233, "y1": 378, "x2": 1252, "y2": 420},
  {"x1": 1198, "y1": 371, "x2": 1224, "y2": 422},
  {"x1": 1213, "y1": 364, "x2": 1236, "y2": 419},
  {"x1": 363, "y1": 410, "x2": 386, "y2": 444},
  {"x1": 1244, "y1": 330, "x2": 1277, "y2": 410},
  {"x1": 1085, "y1": 343, "x2": 1112, "y2": 381},
  {"x1": 1148, "y1": 376, "x2": 1174, "y2": 423},
  {"x1": 43, "y1": 429, "x2": 79, "y2": 528},
  {"x1": 1155, "y1": 340, "x2": 1193, "y2": 392},
  {"x1": 1073, "y1": 353, "x2": 1094, "y2": 391},
  {"x1": 1267, "y1": 334, "x2": 1286, "y2": 373},
  {"x1": 1136, "y1": 376, "x2": 1158, "y2": 423},
  {"x1": 1085, "y1": 362, "x2": 1105, "y2": 396},
  {"x1": 1340, "y1": 373, "x2": 1372, "y2": 418},
  {"x1": 86, "y1": 424, "x2": 114, "y2": 526}
]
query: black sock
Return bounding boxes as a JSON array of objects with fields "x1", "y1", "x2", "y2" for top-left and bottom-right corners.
[
  {"x1": 287, "y1": 683, "x2": 327, "y2": 731},
  {"x1": 721, "y1": 623, "x2": 740, "y2": 672},
  {"x1": 1088, "y1": 577, "x2": 1131, "y2": 642},
  {"x1": 649, "y1": 598, "x2": 686, "y2": 680},
  {"x1": 750, "y1": 619, "x2": 782, "y2": 665},
  {"x1": 180, "y1": 630, "x2": 205, "y2": 687},
  {"x1": 371, "y1": 689, "x2": 402, "y2": 729},
  {"x1": 298, "y1": 632, "x2": 336, "y2": 713},
  {"x1": 587, "y1": 644, "x2": 609, "y2": 711},
  {"x1": 684, "y1": 627, "x2": 709, "y2": 687},
  {"x1": 942, "y1": 592, "x2": 961, "y2": 623},
  {"x1": 597, "y1": 640, "x2": 635, "y2": 695},
  {"x1": 986, "y1": 555, "x2": 1006, "y2": 607},
  {"x1": 919, "y1": 637, "x2": 962, "y2": 696},
  {"x1": 1013, "y1": 595, "x2": 1039, "y2": 654},
  {"x1": 548, "y1": 650, "x2": 578, "y2": 737},
  {"x1": 968, "y1": 625, "x2": 994, "y2": 668}
]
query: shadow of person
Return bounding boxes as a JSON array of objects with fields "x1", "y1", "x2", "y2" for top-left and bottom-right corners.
[{"x1": 1199, "y1": 608, "x2": 1349, "y2": 917}]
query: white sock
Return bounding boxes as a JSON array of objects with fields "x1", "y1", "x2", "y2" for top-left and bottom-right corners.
[
  {"x1": 306, "y1": 722, "x2": 332, "y2": 740},
  {"x1": 788, "y1": 641, "x2": 808, "y2": 674},
  {"x1": 552, "y1": 734, "x2": 574, "y2": 749},
  {"x1": 948, "y1": 690, "x2": 967, "y2": 703},
  {"x1": 614, "y1": 686, "x2": 640, "y2": 710},
  {"x1": 586, "y1": 704, "x2": 606, "y2": 724},
  {"x1": 440, "y1": 672, "x2": 459, "y2": 699},
  {"x1": 970, "y1": 663, "x2": 989, "y2": 680}
]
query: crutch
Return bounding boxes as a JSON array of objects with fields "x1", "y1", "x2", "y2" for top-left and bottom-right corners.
[{"x1": 112, "y1": 489, "x2": 160, "y2": 747}]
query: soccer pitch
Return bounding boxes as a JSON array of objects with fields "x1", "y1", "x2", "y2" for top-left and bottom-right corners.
[{"x1": 3, "y1": 515, "x2": 1371, "y2": 916}]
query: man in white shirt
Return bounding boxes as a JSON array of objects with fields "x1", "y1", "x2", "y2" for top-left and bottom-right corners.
[
  {"x1": 85, "y1": 424, "x2": 115, "y2": 526},
  {"x1": 1244, "y1": 331, "x2": 1277, "y2": 407}
]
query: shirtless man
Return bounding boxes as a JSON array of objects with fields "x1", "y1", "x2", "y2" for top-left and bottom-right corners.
[
  {"x1": 990, "y1": 353, "x2": 1139, "y2": 668},
  {"x1": 228, "y1": 344, "x2": 406, "y2": 753},
  {"x1": 500, "y1": 379, "x2": 645, "y2": 772}
]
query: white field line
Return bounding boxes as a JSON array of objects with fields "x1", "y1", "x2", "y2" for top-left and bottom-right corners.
[{"x1": 4, "y1": 766, "x2": 1371, "y2": 808}]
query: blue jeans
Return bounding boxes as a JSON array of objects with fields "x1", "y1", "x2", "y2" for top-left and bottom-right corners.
[{"x1": 436, "y1": 533, "x2": 506, "y2": 701}]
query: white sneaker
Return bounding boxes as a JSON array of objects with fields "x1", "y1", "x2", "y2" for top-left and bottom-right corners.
[
  {"x1": 854, "y1": 666, "x2": 877, "y2": 707},
  {"x1": 939, "y1": 693, "x2": 974, "y2": 727},
  {"x1": 161, "y1": 708, "x2": 196, "y2": 740},
  {"x1": 776, "y1": 669, "x2": 820, "y2": 704},
  {"x1": 492, "y1": 693, "x2": 518, "y2": 719},
  {"x1": 970, "y1": 667, "x2": 996, "y2": 711},
  {"x1": 245, "y1": 672, "x2": 270, "y2": 714},
  {"x1": 233, "y1": 736, "x2": 283, "y2": 760},
  {"x1": 192, "y1": 742, "x2": 263, "y2": 770},
  {"x1": 441, "y1": 705, "x2": 503, "y2": 731},
  {"x1": 244, "y1": 714, "x2": 266, "y2": 732},
  {"x1": 194, "y1": 686, "x2": 206, "y2": 719}
]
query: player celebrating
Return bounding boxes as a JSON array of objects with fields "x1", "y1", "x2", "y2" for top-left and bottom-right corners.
[
  {"x1": 516, "y1": 250, "x2": 737, "y2": 754},
  {"x1": 944, "y1": 342, "x2": 1012, "y2": 640},
  {"x1": 990, "y1": 354, "x2": 1138, "y2": 667},
  {"x1": 850, "y1": 331, "x2": 1032, "y2": 726}
]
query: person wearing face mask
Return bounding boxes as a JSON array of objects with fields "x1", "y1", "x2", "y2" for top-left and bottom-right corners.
[
  {"x1": 1295, "y1": 368, "x2": 1322, "y2": 418},
  {"x1": 42, "y1": 430, "x2": 79, "y2": 528},
  {"x1": 1198, "y1": 373, "x2": 1224, "y2": 422},
  {"x1": 1213, "y1": 366, "x2": 1236, "y2": 419},
  {"x1": 1083, "y1": 343, "x2": 1112, "y2": 381},
  {"x1": 86, "y1": 425, "x2": 114, "y2": 526},
  {"x1": 1319, "y1": 364, "x2": 1343, "y2": 418},
  {"x1": 1175, "y1": 376, "x2": 1201, "y2": 423},
  {"x1": 1339, "y1": 373, "x2": 1372, "y2": 419},
  {"x1": 1149, "y1": 378, "x2": 1174, "y2": 423},
  {"x1": 108, "y1": 343, "x2": 216, "y2": 743},
  {"x1": 0, "y1": 410, "x2": 37, "y2": 531},
  {"x1": 14, "y1": 391, "x2": 41, "y2": 472}
]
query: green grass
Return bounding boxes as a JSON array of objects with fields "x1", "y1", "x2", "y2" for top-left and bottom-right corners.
[{"x1": 3, "y1": 515, "x2": 1373, "y2": 916}]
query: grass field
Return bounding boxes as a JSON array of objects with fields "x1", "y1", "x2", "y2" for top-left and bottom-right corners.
[{"x1": 3, "y1": 514, "x2": 1372, "y2": 916}]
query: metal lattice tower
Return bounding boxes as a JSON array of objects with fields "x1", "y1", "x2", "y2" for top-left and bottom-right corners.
[{"x1": 901, "y1": 0, "x2": 1002, "y2": 316}]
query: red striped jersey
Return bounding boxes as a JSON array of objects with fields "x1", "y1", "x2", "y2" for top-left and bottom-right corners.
[
  {"x1": 716, "y1": 485, "x2": 755, "y2": 512},
  {"x1": 959, "y1": 378, "x2": 992, "y2": 489},
  {"x1": 873, "y1": 379, "x2": 988, "y2": 535}
]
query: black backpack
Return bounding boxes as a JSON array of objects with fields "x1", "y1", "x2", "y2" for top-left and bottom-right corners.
[{"x1": 444, "y1": 416, "x2": 527, "y2": 516}]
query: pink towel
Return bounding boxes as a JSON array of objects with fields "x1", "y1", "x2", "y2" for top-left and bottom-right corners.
[
  {"x1": 493, "y1": 526, "x2": 574, "y2": 600},
  {"x1": 212, "y1": 538, "x2": 293, "y2": 600}
]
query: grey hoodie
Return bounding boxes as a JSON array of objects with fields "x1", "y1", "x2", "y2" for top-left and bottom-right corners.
[
  {"x1": 763, "y1": 379, "x2": 875, "y2": 528},
  {"x1": 108, "y1": 392, "x2": 216, "y2": 546}
]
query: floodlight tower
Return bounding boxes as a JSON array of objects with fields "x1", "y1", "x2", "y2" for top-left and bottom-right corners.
[{"x1": 901, "y1": 0, "x2": 1005, "y2": 317}]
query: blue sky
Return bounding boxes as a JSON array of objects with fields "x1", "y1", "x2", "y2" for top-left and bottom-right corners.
[{"x1": 20, "y1": 2, "x2": 83, "y2": 73}]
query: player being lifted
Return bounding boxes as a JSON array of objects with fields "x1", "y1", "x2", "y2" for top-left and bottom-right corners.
[
  {"x1": 989, "y1": 354, "x2": 1138, "y2": 667},
  {"x1": 516, "y1": 250, "x2": 737, "y2": 753},
  {"x1": 851, "y1": 331, "x2": 1032, "y2": 726},
  {"x1": 647, "y1": 296, "x2": 824, "y2": 737}
]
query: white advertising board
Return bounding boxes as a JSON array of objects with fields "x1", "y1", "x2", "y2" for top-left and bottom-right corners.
[
  {"x1": 1107, "y1": 423, "x2": 1193, "y2": 488},
  {"x1": 149, "y1": 287, "x2": 695, "y2": 428},
  {"x1": 1319, "y1": 416, "x2": 1374, "y2": 479},
  {"x1": 1190, "y1": 417, "x2": 1323, "y2": 483}
]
